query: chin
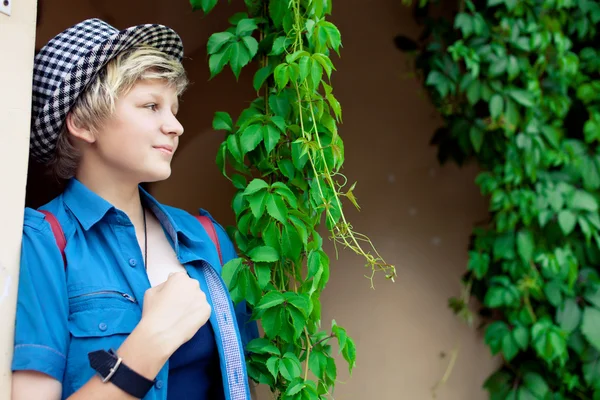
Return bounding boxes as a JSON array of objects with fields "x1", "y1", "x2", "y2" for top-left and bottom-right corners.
[{"x1": 143, "y1": 167, "x2": 172, "y2": 183}]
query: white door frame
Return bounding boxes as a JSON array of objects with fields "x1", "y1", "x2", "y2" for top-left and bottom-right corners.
[{"x1": 0, "y1": 0, "x2": 37, "y2": 397}]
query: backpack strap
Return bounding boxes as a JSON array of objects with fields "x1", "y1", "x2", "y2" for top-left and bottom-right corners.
[
  {"x1": 195, "y1": 215, "x2": 224, "y2": 266},
  {"x1": 38, "y1": 210, "x2": 223, "y2": 269},
  {"x1": 39, "y1": 210, "x2": 67, "y2": 268}
]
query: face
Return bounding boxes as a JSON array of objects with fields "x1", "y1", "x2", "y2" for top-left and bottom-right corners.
[{"x1": 83, "y1": 79, "x2": 184, "y2": 183}]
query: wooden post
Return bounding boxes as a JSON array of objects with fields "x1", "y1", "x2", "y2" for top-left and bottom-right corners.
[{"x1": 0, "y1": 0, "x2": 37, "y2": 397}]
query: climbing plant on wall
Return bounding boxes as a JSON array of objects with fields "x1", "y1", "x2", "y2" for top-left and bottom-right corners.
[
  {"x1": 190, "y1": 1, "x2": 396, "y2": 398},
  {"x1": 397, "y1": 0, "x2": 600, "y2": 398}
]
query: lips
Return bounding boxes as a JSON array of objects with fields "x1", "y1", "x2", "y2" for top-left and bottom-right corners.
[{"x1": 153, "y1": 145, "x2": 174, "y2": 155}]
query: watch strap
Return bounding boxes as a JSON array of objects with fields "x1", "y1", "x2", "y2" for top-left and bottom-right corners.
[{"x1": 88, "y1": 349, "x2": 155, "y2": 398}]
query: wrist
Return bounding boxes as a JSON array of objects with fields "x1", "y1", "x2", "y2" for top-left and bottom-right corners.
[
  {"x1": 135, "y1": 317, "x2": 178, "y2": 361},
  {"x1": 113, "y1": 319, "x2": 173, "y2": 381}
]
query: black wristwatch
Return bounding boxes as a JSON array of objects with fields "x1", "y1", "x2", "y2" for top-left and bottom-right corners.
[{"x1": 88, "y1": 349, "x2": 156, "y2": 398}]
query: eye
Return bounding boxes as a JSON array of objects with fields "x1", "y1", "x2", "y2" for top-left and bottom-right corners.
[{"x1": 145, "y1": 103, "x2": 158, "y2": 111}]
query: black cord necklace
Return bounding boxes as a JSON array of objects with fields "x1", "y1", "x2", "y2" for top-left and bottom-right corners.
[{"x1": 143, "y1": 208, "x2": 148, "y2": 270}]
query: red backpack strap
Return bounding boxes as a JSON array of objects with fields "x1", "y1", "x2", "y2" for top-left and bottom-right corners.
[
  {"x1": 39, "y1": 210, "x2": 67, "y2": 268},
  {"x1": 195, "y1": 215, "x2": 223, "y2": 266}
]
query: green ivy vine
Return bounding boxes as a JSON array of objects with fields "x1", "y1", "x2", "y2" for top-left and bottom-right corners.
[
  {"x1": 190, "y1": 1, "x2": 395, "y2": 398},
  {"x1": 397, "y1": 0, "x2": 600, "y2": 398}
]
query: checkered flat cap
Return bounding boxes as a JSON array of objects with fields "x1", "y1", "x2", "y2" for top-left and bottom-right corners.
[{"x1": 30, "y1": 18, "x2": 184, "y2": 163}]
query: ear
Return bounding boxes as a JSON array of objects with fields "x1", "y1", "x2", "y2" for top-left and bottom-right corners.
[{"x1": 65, "y1": 112, "x2": 96, "y2": 144}]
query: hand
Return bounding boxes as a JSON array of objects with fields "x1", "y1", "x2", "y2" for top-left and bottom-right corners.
[{"x1": 139, "y1": 272, "x2": 211, "y2": 355}]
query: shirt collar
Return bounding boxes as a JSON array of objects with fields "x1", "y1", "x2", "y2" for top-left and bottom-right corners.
[{"x1": 62, "y1": 178, "x2": 204, "y2": 246}]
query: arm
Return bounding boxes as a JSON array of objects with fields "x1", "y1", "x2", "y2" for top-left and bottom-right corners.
[
  {"x1": 12, "y1": 210, "x2": 210, "y2": 400},
  {"x1": 12, "y1": 319, "x2": 172, "y2": 400}
]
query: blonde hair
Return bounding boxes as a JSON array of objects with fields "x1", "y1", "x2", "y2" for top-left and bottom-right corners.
[{"x1": 49, "y1": 45, "x2": 189, "y2": 180}]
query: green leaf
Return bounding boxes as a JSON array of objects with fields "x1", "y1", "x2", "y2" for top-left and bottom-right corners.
[
  {"x1": 209, "y1": 46, "x2": 233, "y2": 78},
  {"x1": 257, "y1": 291, "x2": 285, "y2": 310},
  {"x1": 281, "y1": 224, "x2": 302, "y2": 260},
  {"x1": 341, "y1": 336, "x2": 356, "y2": 372},
  {"x1": 269, "y1": 0, "x2": 288, "y2": 29},
  {"x1": 263, "y1": 124, "x2": 281, "y2": 153},
  {"x1": 585, "y1": 286, "x2": 600, "y2": 309},
  {"x1": 248, "y1": 246, "x2": 280, "y2": 262},
  {"x1": 253, "y1": 65, "x2": 274, "y2": 92},
  {"x1": 269, "y1": 91, "x2": 292, "y2": 118},
  {"x1": 280, "y1": 353, "x2": 302, "y2": 381},
  {"x1": 247, "y1": 191, "x2": 268, "y2": 219},
  {"x1": 321, "y1": 21, "x2": 342, "y2": 53},
  {"x1": 466, "y1": 80, "x2": 481, "y2": 105},
  {"x1": 231, "y1": 174, "x2": 246, "y2": 190},
  {"x1": 520, "y1": 373, "x2": 550, "y2": 399},
  {"x1": 284, "y1": 378, "x2": 304, "y2": 396},
  {"x1": 272, "y1": 182, "x2": 298, "y2": 208},
  {"x1": 236, "y1": 18, "x2": 259, "y2": 36},
  {"x1": 270, "y1": 116, "x2": 286, "y2": 132},
  {"x1": 207, "y1": 32, "x2": 235, "y2": 54},
  {"x1": 516, "y1": 230, "x2": 535, "y2": 262},
  {"x1": 287, "y1": 306, "x2": 306, "y2": 339},
  {"x1": 488, "y1": 57, "x2": 507, "y2": 77},
  {"x1": 569, "y1": 190, "x2": 599, "y2": 212},
  {"x1": 241, "y1": 36, "x2": 259, "y2": 58},
  {"x1": 229, "y1": 41, "x2": 252, "y2": 79},
  {"x1": 558, "y1": 210, "x2": 577, "y2": 235},
  {"x1": 556, "y1": 298, "x2": 582, "y2": 333},
  {"x1": 270, "y1": 36, "x2": 291, "y2": 56},
  {"x1": 583, "y1": 307, "x2": 600, "y2": 351},
  {"x1": 226, "y1": 134, "x2": 243, "y2": 163},
  {"x1": 244, "y1": 271, "x2": 262, "y2": 306},
  {"x1": 298, "y1": 56, "x2": 311, "y2": 82},
  {"x1": 309, "y1": 349, "x2": 328, "y2": 379},
  {"x1": 468, "y1": 251, "x2": 490, "y2": 279},
  {"x1": 507, "y1": 88, "x2": 535, "y2": 107},
  {"x1": 274, "y1": 64, "x2": 290, "y2": 90},
  {"x1": 262, "y1": 307, "x2": 284, "y2": 338},
  {"x1": 544, "y1": 280, "x2": 563, "y2": 307},
  {"x1": 313, "y1": 53, "x2": 334, "y2": 79},
  {"x1": 278, "y1": 159, "x2": 295, "y2": 180},
  {"x1": 532, "y1": 318, "x2": 567, "y2": 363},
  {"x1": 265, "y1": 355, "x2": 280, "y2": 379},
  {"x1": 485, "y1": 321, "x2": 510, "y2": 355},
  {"x1": 240, "y1": 123, "x2": 264, "y2": 153},
  {"x1": 246, "y1": 338, "x2": 281, "y2": 356},
  {"x1": 213, "y1": 111, "x2": 233, "y2": 131},
  {"x1": 255, "y1": 263, "x2": 272, "y2": 290},
  {"x1": 289, "y1": 214, "x2": 308, "y2": 245},
  {"x1": 582, "y1": 348, "x2": 600, "y2": 390},
  {"x1": 266, "y1": 193, "x2": 288, "y2": 223},
  {"x1": 470, "y1": 126, "x2": 484, "y2": 153},
  {"x1": 221, "y1": 258, "x2": 243, "y2": 289},
  {"x1": 493, "y1": 232, "x2": 516, "y2": 260},
  {"x1": 292, "y1": 140, "x2": 309, "y2": 169},
  {"x1": 244, "y1": 179, "x2": 269, "y2": 196},
  {"x1": 490, "y1": 94, "x2": 504, "y2": 119},
  {"x1": 191, "y1": 0, "x2": 218, "y2": 13}
]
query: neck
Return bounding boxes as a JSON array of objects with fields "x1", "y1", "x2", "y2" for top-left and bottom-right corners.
[{"x1": 75, "y1": 164, "x2": 145, "y2": 227}]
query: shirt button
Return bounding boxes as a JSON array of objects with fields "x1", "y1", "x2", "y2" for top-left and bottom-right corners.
[
  {"x1": 98, "y1": 322, "x2": 107, "y2": 331},
  {"x1": 155, "y1": 380, "x2": 163, "y2": 389},
  {"x1": 129, "y1": 258, "x2": 137, "y2": 267}
]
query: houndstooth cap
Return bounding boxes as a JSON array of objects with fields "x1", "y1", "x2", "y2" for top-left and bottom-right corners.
[{"x1": 30, "y1": 18, "x2": 184, "y2": 164}]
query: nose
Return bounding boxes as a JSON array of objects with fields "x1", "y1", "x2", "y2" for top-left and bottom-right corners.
[{"x1": 161, "y1": 112, "x2": 184, "y2": 136}]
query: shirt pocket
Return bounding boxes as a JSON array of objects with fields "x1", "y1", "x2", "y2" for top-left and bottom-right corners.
[{"x1": 64, "y1": 290, "x2": 141, "y2": 396}]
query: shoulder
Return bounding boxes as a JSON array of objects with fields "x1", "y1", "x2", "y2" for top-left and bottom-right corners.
[{"x1": 23, "y1": 194, "x2": 75, "y2": 241}]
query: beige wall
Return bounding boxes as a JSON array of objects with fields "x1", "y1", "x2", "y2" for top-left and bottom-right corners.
[
  {"x1": 153, "y1": 2, "x2": 499, "y2": 400},
  {"x1": 0, "y1": 1, "x2": 37, "y2": 398},
  {"x1": 24, "y1": 0, "x2": 500, "y2": 399}
]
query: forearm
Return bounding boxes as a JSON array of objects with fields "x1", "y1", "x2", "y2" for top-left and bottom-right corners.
[{"x1": 67, "y1": 320, "x2": 173, "y2": 400}]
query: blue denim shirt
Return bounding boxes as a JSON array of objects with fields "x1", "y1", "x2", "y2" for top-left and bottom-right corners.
[{"x1": 12, "y1": 178, "x2": 257, "y2": 400}]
